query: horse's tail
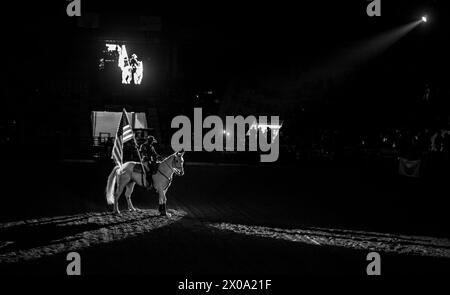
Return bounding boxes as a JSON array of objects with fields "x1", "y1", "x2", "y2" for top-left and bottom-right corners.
[{"x1": 105, "y1": 166, "x2": 120, "y2": 205}]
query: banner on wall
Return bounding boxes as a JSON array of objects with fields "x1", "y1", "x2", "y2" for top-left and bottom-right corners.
[{"x1": 91, "y1": 111, "x2": 148, "y2": 137}]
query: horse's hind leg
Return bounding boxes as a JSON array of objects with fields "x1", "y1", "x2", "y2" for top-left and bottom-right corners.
[
  {"x1": 125, "y1": 182, "x2": 137, "y2": 212},
  {"x1": 113, "y1": 179, "x2": 126, "y2": 214}
]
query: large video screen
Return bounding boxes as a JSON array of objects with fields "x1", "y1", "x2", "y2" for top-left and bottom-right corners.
[{"x1": 99, "y1": 43, "x2": 144, "y2": 85}]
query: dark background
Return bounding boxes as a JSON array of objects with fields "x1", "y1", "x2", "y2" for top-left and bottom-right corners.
[
  {"x1": 2, "y1": 1, "x2": 449, "y2": 146},
  {"x1": 0, "y1": 0, "x2": 449, "y2": 276}
]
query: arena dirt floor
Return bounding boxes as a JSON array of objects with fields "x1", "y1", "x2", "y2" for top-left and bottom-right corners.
[{"x1": 0, "y1": 158, "x2": 449, "y2": 276}]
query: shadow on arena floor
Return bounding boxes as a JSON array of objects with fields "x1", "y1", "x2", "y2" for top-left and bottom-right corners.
[{"x1": 0, "y1": 158, "x2": 449, "y2": 275}]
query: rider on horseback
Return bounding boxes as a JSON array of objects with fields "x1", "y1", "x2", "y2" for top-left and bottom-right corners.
[{"x1": 139, "y1": 135, "x2": 162, "y2": 188}]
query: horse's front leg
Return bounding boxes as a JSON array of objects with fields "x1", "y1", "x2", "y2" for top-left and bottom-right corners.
[
  {"x1": 125, "y1": 182, "x2": 138, "y2": 212},
  {"x1": 158, "y1": 189, "x2": 171, "y2": 217}
]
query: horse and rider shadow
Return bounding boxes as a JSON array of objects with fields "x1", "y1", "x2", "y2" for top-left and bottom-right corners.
[{"x1": 0, "y1": 209, "x2": 187, "y2": 265}]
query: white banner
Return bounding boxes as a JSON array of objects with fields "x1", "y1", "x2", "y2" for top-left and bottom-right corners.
[{"x1": 398, "y1": 157, "x2": 421, "y2": 178}]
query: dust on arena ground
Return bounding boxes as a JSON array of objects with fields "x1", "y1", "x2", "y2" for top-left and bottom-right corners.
[{"x1": 0, "y1": 158, "x2": 449, "y2": 275}]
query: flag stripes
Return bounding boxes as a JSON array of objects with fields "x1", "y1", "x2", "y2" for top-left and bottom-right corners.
[
  {"x1": 111, "y1": 109, "x2": 134, "y2": 167},
  {"x1": 123, "y1": 125, "x2": 133, "y2": 142}
]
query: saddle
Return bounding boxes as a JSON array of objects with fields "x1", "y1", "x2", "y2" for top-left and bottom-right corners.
[
  {"x1": 133, "y1": 162, "x2": 159, "y2": 174},
  {"x1": 133, "y1": 162, "x2": 158, "y2": 190}
]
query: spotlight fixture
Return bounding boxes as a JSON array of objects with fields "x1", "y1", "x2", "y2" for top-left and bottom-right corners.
[{"x1": 421, "y1": 16, "x2": 427, "y2": 23}]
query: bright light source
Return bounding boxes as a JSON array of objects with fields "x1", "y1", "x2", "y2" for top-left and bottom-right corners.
[{"x1": 422, "y1": 16, "x2": 427, "y2": 23}]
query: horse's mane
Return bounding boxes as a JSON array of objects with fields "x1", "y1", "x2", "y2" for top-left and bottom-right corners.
[
  {"x1": 161, "y1": 154, "x2": 173, "y2": 162},
  {"x1": 160, "y1": 151, "x2": 180, "y2": 162}
]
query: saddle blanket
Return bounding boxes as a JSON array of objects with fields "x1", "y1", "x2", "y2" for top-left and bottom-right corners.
[
  {"x1": 133, "y1": 164, "x2": 145, "y2": 174},
  {"x1": 133, "y1": 164, "x2": 156, "y2": 175}
]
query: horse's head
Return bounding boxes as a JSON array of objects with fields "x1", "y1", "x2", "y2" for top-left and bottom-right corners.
[{"x1": 172, "y1": 149, "x2": 185, "y2": 176}]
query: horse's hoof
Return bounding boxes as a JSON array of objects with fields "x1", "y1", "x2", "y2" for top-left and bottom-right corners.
[{"x1": 160, "y1": 212, "x2": 171, "y2": 217}]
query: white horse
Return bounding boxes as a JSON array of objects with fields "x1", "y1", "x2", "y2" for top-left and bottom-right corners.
[{"x1": 105, "y1": 150, "x2": 185, "y2": 216}]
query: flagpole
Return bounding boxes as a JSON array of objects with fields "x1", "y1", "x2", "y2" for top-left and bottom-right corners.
[{"x1": 111, "y1": 109, "x2": 124, "y2": 168}]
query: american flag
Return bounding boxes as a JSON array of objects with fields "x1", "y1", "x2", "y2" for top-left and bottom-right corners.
[{"x1": 111, "y1": 109, "x2": 134, "y2": 167}]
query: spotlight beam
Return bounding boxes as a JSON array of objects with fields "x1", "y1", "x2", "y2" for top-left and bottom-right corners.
[{"x1": 303, "y1": 20, "x2": 423, "y2": 80}]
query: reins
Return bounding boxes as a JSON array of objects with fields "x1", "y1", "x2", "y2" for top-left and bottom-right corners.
[{"x1": 157, "y1": 156, "x2": 181, "y2": 190}]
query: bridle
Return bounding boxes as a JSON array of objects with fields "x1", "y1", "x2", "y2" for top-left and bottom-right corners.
[
  {"x1": 170, "y1": 156, "x2": 184, "y2": 176},
  {"x1": 156, "y1": 154, "x2": 184, "y2": 190}
]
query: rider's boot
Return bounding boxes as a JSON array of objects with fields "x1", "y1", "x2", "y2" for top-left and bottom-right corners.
[{"x1": 146, "y1": 175, "x2": 152, "y2": 190}]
